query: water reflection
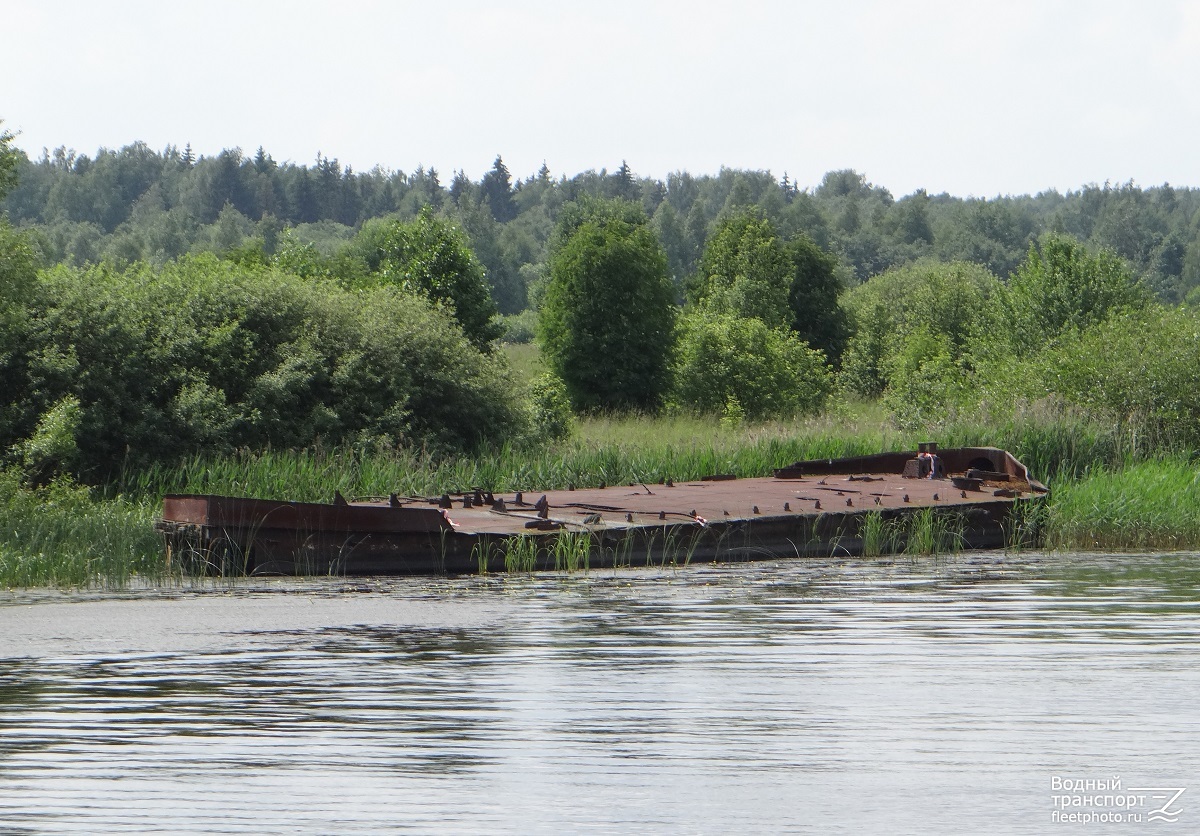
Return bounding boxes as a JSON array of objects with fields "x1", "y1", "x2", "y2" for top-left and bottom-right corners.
[{"x1": 1, "y1": 552, "x2": 1198, "y2": 834}]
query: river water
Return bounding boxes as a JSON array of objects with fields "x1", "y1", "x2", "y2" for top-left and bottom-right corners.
[{"x1": 1, "y1": 552, "x2": 1198, "y2": 834}]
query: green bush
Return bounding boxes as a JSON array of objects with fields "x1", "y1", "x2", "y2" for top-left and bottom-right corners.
[
  {"x1": 0, "y1": 221, "x2": 39, "y2": 444},
  {"x1": 527, "y1": 373, "x2": 574, "y2": 441},
  {"x1": 498, "y1": 309, "x2": 538, "y2": 344},
  {"x1": 990, "y1": 233, "x2": 1151, "y2": 358},
  {"x1": 880, "y1": 327, "x2": 967, "y2": 430},
  {"x1": 689, "y1": 209, "x2": 849, "y2": 362},
  {"x1": 539, "y1": 203, "x2": 677, "y2": 412},
  {"x1": 839, "y1": 259, "x2": 997, "y2": 397},
  {"x1": 690, "y1": 210, "x2": 794, "y2": 329},
  {"x1": 344, "y1": 208, "x2": 502, "y2": 350},
  {"x1": 5, "y1": 254, "x2": 528, "y2": 478},
  {"x1": 671, "y1": 310, "x2": 832, "y2": 420},
  {"x1": 1026, "y1": 306, "x2": 1200, "y2": 448},
  {"x1": 14, "y1": 395, "x2": 80, "y2": 485}
]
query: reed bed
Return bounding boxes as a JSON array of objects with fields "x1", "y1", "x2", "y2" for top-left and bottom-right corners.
[
  {"x1": 859, "y1": 508, "x2": 966, "y2": 558},
  {"x1": 3, "y1": 405, "x2": 1198, "y2": 589},
  {"x1": 113, "y1": 403, "x2": 1144, "y2": 504},
  {"x1": 0, "y1": 474, "x2": 165, "y2": 588},
  {"x1": 1043, "y1": 456, "x2": 1200, "y2": 552}
]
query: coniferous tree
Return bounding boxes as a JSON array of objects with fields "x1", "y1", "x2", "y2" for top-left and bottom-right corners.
[
  {"x1": 481, "y1": 155, "x2": 516, "y2": 222},
  {"x1": 611, "y1": 160, "x2": 637, "y2": 201},
  {"x1": 449, "y1": 169, "x2": 472, "y2": 206}
]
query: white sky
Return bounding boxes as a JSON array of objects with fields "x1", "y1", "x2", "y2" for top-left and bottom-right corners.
[{"x1": 4, "y1": 0, "x2": 1198, "y2": 198}]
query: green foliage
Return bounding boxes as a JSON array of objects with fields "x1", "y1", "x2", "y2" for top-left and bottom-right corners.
[
  {"x1": 4, "y1": 255, "x2": 528, "y2": 477},
  {"x1": 9, "y1": 137, "x2": 1200, "y2": 307},
  {"x1": 936, "y1": 198, "x2": 1033, "y2": 277},
  {"x1": 880, "y1": 327, "x2": 967, "y2": 430},
  {"x1": 481, "y1": 155, "x2": 517, "y2": 223},
  {"x1": 547, "y1": 194, "x2": 649, "y2": 255},
  {"x1": 498, "y1": 309, "x2": 538, "y2": 344},
  {"x1": 0, "y1": 221, "x2": 38, "y2": 358},
  {"x1": 691, "y1": 210, "x2": 793, "y2": 329},
  {"x1": 527, "y1": 373, "x2": 574, "y2": 441},
  {"x1": 671, "y1": 310, "x2": 832, "y2": 420},
  {"x1": 346, "y1": 207, "x2": 502, "y2": 349},
  {"x1": 992, "y1": 233, "x2": 1151, "y2": 356},
  {"x1": 272, "y1": 228, "x2": 336, "y2": 279},
  {"x1": 539, "y1": 202, "x2": 676, "y2": 412},
  {"x1": 786, "y1": 234, "x2": 849, "y2": 361},
  {"x1": 691, "y1": 209, "x2": 848, "y2": 361},
  {"x1": 0, "y1": 121, "x2": 18, "y2": 201},
  {"x1": 454, "y1": 195, "x2": 527, "y2": 313},
  {"x1": 0, "y1": 468, "x2": 164, "y2": 588},
  {"x1": 0, "y1": 222, "x2": 39, "y2": 448},
  {"x1": 839, "y1": 260, "x2": 998, "y2": 397},
  {"x1": 13, "y1": 395, "x2": 80, "y2": 485},
  {"x1": 869, "y1": 239, "x2": 1149, "y2": 432},
  {"x1": 1043, "y1": 456, "x2": 1200, "y2": 551},
  {"x1": 1024, "y1": 306, "x2": 1200, "y2": 448}
]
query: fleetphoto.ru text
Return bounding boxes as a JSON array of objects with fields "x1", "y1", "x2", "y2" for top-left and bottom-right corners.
[{"x1": 1051, "y1": 776, "x2": 1186, "y2": 825}]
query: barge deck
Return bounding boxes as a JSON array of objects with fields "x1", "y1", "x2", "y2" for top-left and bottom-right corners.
[{"x1": 156, "y1": 446, "x2": 1047, "y2": 576}]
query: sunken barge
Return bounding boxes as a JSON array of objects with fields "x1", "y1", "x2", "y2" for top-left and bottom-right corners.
[{"x1": 156, "y1": 445, "x2": 1047, "y2": 576}]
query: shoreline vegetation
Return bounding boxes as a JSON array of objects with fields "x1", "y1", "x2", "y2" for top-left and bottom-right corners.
[
  {"x1": 2, "y1": 406, "x2": 1197, "y2": 589},
  {"x1": 6, "y1": 126, "x2": 1200, "y2": 588}
]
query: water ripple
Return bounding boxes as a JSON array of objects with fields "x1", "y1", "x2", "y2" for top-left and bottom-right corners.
[{"x1": 1, "y1": 552, "x2": 1198, "y2": 834}]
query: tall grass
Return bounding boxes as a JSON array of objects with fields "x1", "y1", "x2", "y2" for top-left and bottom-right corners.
[
  {"x1": 501, "y1": 342, "x2": 545, "y2": 385},
  {"x1": 858, "y1": 508, "x2": 965, "y2": 558},
  {"x1": 1044, "y1": 456, "x2": 1200, "y2": 551},
  {"x1": 116, "y1": 411, "x2": 906, "y2": 503},
  {"x1": 0, "y1": 472, "x2": 166, "y2": 588},
  {"x1": 111, "y1": 400, "x2": 1145, "y2": 506},
  {"x1": 937, "y1": 402, "x2": 1142, "y2": 482},
  {"x1": 5, "y1": 403, "x2": 1200, "y2": 588}
]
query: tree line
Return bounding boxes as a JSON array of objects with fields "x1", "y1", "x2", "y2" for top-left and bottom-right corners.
[
  {"x1": 5, "y1": 121, "x2": 1200, "y2": 489},
  {"x1": 6, "y1": 140, "x2": 1200, "y2": 311}
]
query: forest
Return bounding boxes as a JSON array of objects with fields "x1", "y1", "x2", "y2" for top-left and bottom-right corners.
[
  {"x1": 5, "y1": 122, "x2": 1200, "y2": 584},
  {"x1": 7, "y1": 127, "x2": 1200, "y2": 472},
  {"x1": 5, "y1": 138, "x2": 1200, "y2": 309}
]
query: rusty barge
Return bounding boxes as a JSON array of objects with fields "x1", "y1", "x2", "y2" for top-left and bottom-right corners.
[{"x1": 156, "y1": 445, "x2": 1047, "y2": 576}]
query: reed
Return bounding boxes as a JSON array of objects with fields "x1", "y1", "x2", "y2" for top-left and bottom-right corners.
[
  {"x1": 7, "y1": 403, "x2": 1200, "y2": 589},
  {"x1": 472, "y1": 539, "x2": 492, "y2": 575},
  {"x1": 113, "y1": 399, "x2": 1144, "y2": 507},
  {"x1": 934, "y1": 403, "x2": 1139, "y2": 482},
  {"x1": 0, "y1": 473, "x2": 165, "y2": 588},
  {"x1": 551, "y1": 530, "x2": 592, "y2": 573},
  {"x1": 1042, "y1": 456, "x2": 1200, "y2": 551},
  {"x1": 903, "y1": 508, "x2": 964, "y2": 556},
  {"x1": 851, "y1": 508, "x2": 965, "y2": 558},
  {"x1": 502, "y1": 535, "x2": 538, "y2": 574},
  {"x1": 860, "y1": 511, "x2": 893, "y2": 558},
  {"x1": 117, "y1": 413, "x2": 902, "y2": 504}
]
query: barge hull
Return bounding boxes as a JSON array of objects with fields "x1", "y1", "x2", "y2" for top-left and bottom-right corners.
[{"x1": 156, "y1": 447, "x2": 1045, "y2": 576}]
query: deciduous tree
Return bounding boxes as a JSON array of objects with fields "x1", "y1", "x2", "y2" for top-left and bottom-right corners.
[
  {"x1": 691, "y1": 209, "x2": 849, "y2": 360},
  {"x1": 672, "y1": 310, "x2": 831, "y2": 420},
  {"x1": 348, "y1": 207, "x2": 502, "y2": 349},
  {"x1": 996, "y1": 233, "x2": 1150, "y2": 355},
  {"x1": 539, "y1": 201, "x2": 675, "y2": 411}
]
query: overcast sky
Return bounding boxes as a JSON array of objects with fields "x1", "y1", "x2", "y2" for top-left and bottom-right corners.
[{"x1": 4, "y1": 0, "x2": 1196, "y2": 198}]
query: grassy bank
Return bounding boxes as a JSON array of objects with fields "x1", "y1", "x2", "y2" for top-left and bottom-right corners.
[
  {"x1": 0, "y1": 406, "x2": 1194, "y2": 588},
  {"x1": 121, "y1": 412, "x2": 901, "y2": 502},
  {"x1": 0, "y1": 471, "x2": 164, "y2": 588},
  {"x1": 1044, "y1": 457, "x2": 1200, "y2": 552}
]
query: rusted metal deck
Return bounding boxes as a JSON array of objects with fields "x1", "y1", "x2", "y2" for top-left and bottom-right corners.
[{"x1": 156, "y1": 446, "x2": 1047, "y2": 576}]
